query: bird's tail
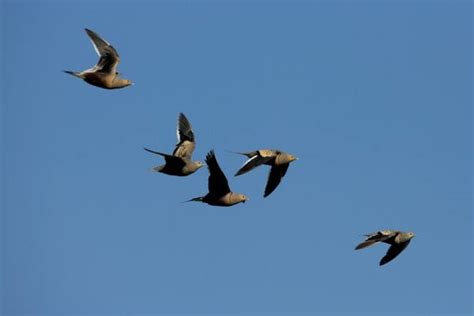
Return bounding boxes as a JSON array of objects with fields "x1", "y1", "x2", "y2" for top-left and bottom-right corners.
[
  {"x1": 144, "y1": 147, "x2": 168, "y2": 157},
  {"x1": 226, "y1": 150, "x2": 256, "y2": 158},
  {"x1": 183, "y1": 196, "x2": 204, "y2": 203},
  {"x1": 149, "y1": 165, "x2": 164, "y2": 173},
  {"x1": 63, "y1": 70, "x2": 83, "y2": 78}
]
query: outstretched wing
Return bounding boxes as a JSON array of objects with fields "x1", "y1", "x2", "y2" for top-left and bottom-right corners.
[
  {"x1": 173, "y1": 113, "x2": 196, "y2": 159},
  {"x1": 206, "y1": 150, "x2": 231, "y2": 197},
  {"x1": 85, "y1": 28, "x2": 120, "y2": 74},
  {"x1": 264, "y1": 163, "x2": 289, "y2": 197},
  {"x1": 379, "y1": 240, "x2": 411, "y2": 266}
]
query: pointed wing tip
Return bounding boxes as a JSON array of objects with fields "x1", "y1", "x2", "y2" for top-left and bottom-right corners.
[
  {"x1": 177, "y1": 112, "x2": 191, "y2": 125},
  {"x1": 205, "y1": 150, "x2": 215, "y2": 166},
  {"x1": 263, "y1": 186, "x2": 275, "y2": 198},
  {"x1": 379, "y1": 259, "x2": 389, "y2": 266},
  {"x1": 207, "y1": 149, "x2": 216, "y2": 158},
  {"x1": 84, "y1": 28, "x2": 95, "y2": 36},
  {"x1": 234, "y1": 170, "x2": 245, "y2": 177},
  {"x1": 177, "y1": 112, "x2": 186, "y2": 124}
]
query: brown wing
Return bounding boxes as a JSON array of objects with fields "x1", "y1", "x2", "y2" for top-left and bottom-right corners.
[
  {"x1": 355, "y1": 231, "x2": 395, "y2": 250},
  {"x1": 206, "y1": 150, "x2": 231, "y2": 197},
  {"x1": 235, "y1": 153, "x2": 273, "y2": 176},
  {"x1": 173, "y1": 113, "x2": 196, "y2": 159},
  {"x1": 85, "y1": 28, "x2": 120, "y2": 74},
  {"x1": 264, "y1": 163, "x2": 289, "y2": 197},
  {"x1": 379, "y1": 240, "x2": 411, "y2": 266},
  {"x1": 143, "y1": 147, "x2": 185, "y2": 169}
]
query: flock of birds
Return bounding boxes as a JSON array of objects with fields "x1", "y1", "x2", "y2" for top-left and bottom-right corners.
[
  {"x1": 142, "y1": 112, "x2": 298, "y2": 205},
  {"x1": 63, "y1": 28, "x2": 416, "y2": 266}
]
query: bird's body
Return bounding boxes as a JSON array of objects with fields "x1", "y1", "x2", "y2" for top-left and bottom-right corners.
[
  {"x1": 355, "y1": 230, "x2": 415, "y2": 266},
  {"x1": 145, "y1": 113, "x2": 203, "y2": 177},
  {"x1": 64, "y1": 28, "x2": 132, "y2": 89},
  {"x1": 65, "y1": 71, "x2": 128, "y2": 89},
  {"x1": 188, "y1": 150, "x2": 248, "y2": 207},
  {"x1": 234, "y1": 149, "x2": 297, "y2": 197},
  {"x1": 190, "y1": 192, "x2": 248, "y2": 207},
  {"x1": 144, "y1": 148, "x2": 202, "y2": 176}
]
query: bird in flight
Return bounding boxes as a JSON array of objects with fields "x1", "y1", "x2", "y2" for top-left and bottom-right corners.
[
  {"x1": 64, "y1": 28, "x2": 133, "y2": 89},
  {"x1": 234, "y1": 149, "x2": 297, "y2": 197},
  {"x1": 188, "y1": 150, "x2": 249, "y2": 206},
  {"x1": 144, "y1": 113, "x2": 204, "y2": 176},
  {"x1": 355, "y1": 230, "x2": 415, "y2": 266}
]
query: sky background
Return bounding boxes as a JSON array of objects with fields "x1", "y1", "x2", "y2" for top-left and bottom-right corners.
[{"x1": 1, "y1": 1, "x2": 472, "y2": 315}]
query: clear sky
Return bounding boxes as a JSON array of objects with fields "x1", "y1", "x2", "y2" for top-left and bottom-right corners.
[{"x1": 1, "y1": 1, "x2": 472, "y2": 315}]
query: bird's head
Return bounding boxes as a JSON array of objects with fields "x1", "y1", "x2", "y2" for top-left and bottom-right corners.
[
  {"x1": 282, "y1": 153, "x2": 298, "y2": 164},
  {"x1": 407, "y1": 232, "x2": 416, "y2": 239},
  {"x1": 195, "y1": 161, "x2": 205, "y2": 169},
  {"x1": 289, "y1": 154, "x2": 298, "y2": 162},
  {"x1": 239, "y1": 194, "x2": 249, "y2": 204}
]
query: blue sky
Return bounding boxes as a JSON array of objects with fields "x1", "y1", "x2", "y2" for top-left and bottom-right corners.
[{"x1": 1, "y1": 1, "x2": 472, "y2": 315}]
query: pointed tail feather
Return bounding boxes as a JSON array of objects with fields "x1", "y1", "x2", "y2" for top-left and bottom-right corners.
[
  {"x1": 63, "y1": 70, "x2": 82, "y2": 78},
  {"x1": 149, "y1": 165, "x2": 164, "y2": 173},
  {"x1": 226, "y1": 150, "x2": 256, "y2": 158},
  {"x1": 183, "y1": 196, "x2": 204, "y2": 203},
  {"x1": 144, "y1": 147, "x2": 168, "y2": 157}
]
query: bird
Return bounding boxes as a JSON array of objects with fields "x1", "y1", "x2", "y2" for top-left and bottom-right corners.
[
  {"x1": 233, "y1": 149, "x2": 297, "y2": 197},
  {"x1": 144, "y1": 113, "x2": 204, "y2": 176},
  {"x1": 187, "y1": 150, "x2": 249, "y2": 206},
  {"x1": 63, "y1": 28, "x2": 133, "y2": 89},
  {"x1": 355, "y1": 230, "x2": 415, "y2": 266}
]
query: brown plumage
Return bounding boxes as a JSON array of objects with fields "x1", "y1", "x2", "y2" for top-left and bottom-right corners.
[
  {"x1": 145, "y1": 113, "x2": 204, "y2": 176},
  {"x1": 355, "y1": 230, "x2": 415, "y2": 266},
  {"x1": 188, "y1": 150, "x2": 249, "y2": 206},
  {"x1": 234, "y1": 149, "x2": 297, "y2": 197},
  {"x1": 64, "y1": 28, "x2": 133, "y2": 89}
]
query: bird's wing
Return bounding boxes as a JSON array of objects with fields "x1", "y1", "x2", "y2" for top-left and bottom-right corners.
[
  {"x1": 264, "y1": 163, "x2": 289, "y2": 197},
  {"x1": 144, "y1": 147, "x2": 185, "y2": 169},
  {"x1": 235, "y1": 151, "x2": 273, "y2": 176},
  {"x1": 355, "y1": 231, "x2": 395, "y2": 250},
  {"x1": 379, "y1": 240, "x2": 411, "y2": 266},
  {"x1": 206, "y1": 150, "x2": 231, "y2": 197},
  {"x1": 85, "y1": 28, "x2": 120, "y2": 74},
  {"x1": 173, "y1": 113, "x2": 196, "y2": 159}
]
